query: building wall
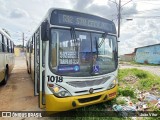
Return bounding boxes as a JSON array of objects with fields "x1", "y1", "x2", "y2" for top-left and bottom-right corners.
[
  {"x1": 120, "y1": 55, "x2": 135, "y2": 62},
  {"x1": 135, "y1": 44, "x2": 160, "y2": 64},
  {"x1": 14, "y1": 47, "x2": 24, "y2": 57}
]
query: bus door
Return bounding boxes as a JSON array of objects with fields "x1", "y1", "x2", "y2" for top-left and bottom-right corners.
[
  {"x1": 35, "y1": 28, "x2": 46, "y2": 108},
  {"x1": 34, "y1": 29, "x2": 40, "y2": 96},
  {"x1": 29, "y1": 40, "x2": 32, "y2": 73}
]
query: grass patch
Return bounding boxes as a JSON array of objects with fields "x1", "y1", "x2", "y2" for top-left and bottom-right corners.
[
  {"x1": 118, "y1": 87, "x2": 135, "y2": 98},
  {"x1": 135, "y1": 72, "x2": 148, "y2": 79},
  {"x1": 118, "y1": 68, "x2": 160, "y2": 90},
  {"x1": 56, "y1": 68, "x2": 160, "y2": 119},
  {"x1": 130, "y1": 61, "x2": 160, "y2": 66}
]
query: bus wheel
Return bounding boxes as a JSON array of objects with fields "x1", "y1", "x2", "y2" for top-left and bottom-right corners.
[
  {"x1": 27, "y1": 61, "x2": 30, "y2": 74},
  {"x1": 28, "y1": 69, "x2": 30, "y2": 74},
  {"x1": 1, "y1": 68, "x2": 9, "y2": 85}
]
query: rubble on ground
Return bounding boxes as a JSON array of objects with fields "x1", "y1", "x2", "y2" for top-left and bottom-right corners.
[
  {"x1": 112, "y1": 91, "x2": 160, "y2": 117},
  {"x1": 123, "y1": 75, "x2": 139, "y2": 83}
]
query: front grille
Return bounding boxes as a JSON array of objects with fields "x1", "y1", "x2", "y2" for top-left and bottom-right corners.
[
  {"x1": 78, "y1": 95, "x2": 101, "y2": 103},
  {"x1": 67, "y1": 77, "x2": 110, "y2": 88},
  {"x1": 74, "y1": 87, "x2": 103, "y2": 94}
]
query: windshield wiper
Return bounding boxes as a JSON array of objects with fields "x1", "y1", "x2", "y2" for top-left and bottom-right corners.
[
  {"x1": 98, "y1": 32, "x2": 107, "y2": 48},
  {"x1": 70, "y1": 27, "x2": 79, "y2": 58}
]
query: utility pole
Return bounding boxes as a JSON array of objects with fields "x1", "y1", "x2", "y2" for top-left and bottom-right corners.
[
  {"x1": 109, "y1": 0, "x2": 132, "y2": 38},
  {"x1": 22, "y1": 32, "x2": 24, "y2": 52},
  {"x1": 118, "y1": 0, "x2": 121, "y2": 38}
]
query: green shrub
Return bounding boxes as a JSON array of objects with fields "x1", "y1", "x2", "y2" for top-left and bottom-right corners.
[
  {"x1": 116, "y1": 99, "x2": 126, "y2": 105},
  {"x1": 135, "y1": 72, "x2": 148, "y2": 79},
  {"x1": 118, "y1": 87, "x2": 135, "y2": 98}
]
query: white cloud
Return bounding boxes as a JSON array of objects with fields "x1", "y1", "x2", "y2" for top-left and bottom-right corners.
[
  {"x1": 0, "y1": 0, "x2": 160, "y2": 54},
  {"x1": 119, "y1": 4, "x2": 160, "y2": 55},
  {"x1": 9, "y1": 8, "x2": 29, "y2": 18}
]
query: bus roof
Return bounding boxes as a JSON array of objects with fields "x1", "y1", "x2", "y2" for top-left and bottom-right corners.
[
  {"x1": 45, "y1": 8, "x2": 117, "y2": 34},
  {"x1": 27, "y1": 8, "x2": 117, "y2": 42},
  {"x1": 47, "y1": 8, "x2": 113, "y2": 21},
  {"x1": 0, "y1": 28, "x2": 12, "y2": 41}
]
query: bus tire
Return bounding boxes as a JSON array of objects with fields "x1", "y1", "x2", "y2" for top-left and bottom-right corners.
[
  {"x1": 28, "y1": 69, "x2": 30, "y2": 74},
  {"x1": 1, "y1": 68, "x2": 9, "y2": 85},
  {"x1": 27, "y1": 61, "x2": 30, "y2": 74}
]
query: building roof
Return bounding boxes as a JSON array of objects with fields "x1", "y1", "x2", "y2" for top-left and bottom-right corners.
[{"x1": 135, "y1": 43, "x2": 160, "y2": 52}]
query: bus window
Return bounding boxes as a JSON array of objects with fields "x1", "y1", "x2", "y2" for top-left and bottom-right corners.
[
  {"x1": 31, "y1": 36, "x2": 34, "y2": 54},
  {"x1": 75, "y1": 31, "x2": 91, "y2": 63},
  {"x1": 10, "y1": 41, "x2": 12, "y2": 53},
  {"x1": 30, "y1": 39, "x2": 33, "y2": 53},
  {"x1": 8, "y1": 40, "x2": 11, "y2": 53},
  {"x1": 0, "y1": 34, "x2": 2, "y2": 52},
  {"x1": 12, "y1": 42, "x2": 14, "y2": 53},
  {"x1": 27, "y1": 43, "x2": 30, "y2": 53},
  {"x1": 13, "y1": 43, "x2": 14, "y2": 53},
  {"x1": 7, "y1": 39, "x2": 9, "y2": 52},
  {"x1": 50, "y1": 29, "x2": 117, "y2": 76},
  {"x1": 3, "y1": 37, "x2": 8, "y2": 52},
  {"x1": 42, "y1": 42, "x2": 46, "y2": 66},
  {"x1": 50, "y1": 31, "x2": 58, "y2": 67}
]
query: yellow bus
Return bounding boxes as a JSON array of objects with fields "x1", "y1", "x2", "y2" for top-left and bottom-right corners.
[
  {"x1": 26, "y1": 8, "x2": 118, "y2": 111},
  {"x1": 0, "y1": 29, "x2": 15, "y2": 85}
]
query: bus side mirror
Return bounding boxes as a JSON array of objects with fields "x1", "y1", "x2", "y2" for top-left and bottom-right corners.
[{"x1": 41, "y1": 21, "x2": 49, "y2": 41}]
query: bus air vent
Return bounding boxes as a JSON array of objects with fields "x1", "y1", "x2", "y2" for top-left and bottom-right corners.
[
  {"x1": 78, "y1": 95, "x2": 101, "y2": 103},
  {"x1": 66, "y1": 77, "x2": 110, "y2": 88},
  {"x1": 75, "y1": 88, "x2": 103, "y2": 94}
]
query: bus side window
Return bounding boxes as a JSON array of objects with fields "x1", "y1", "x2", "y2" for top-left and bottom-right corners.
[
  {"x1": 32, "y1": 36, "x2": 35, "y2": 54},
  {"x1": 30, "y1": 39, "x2": 33, "y2": 53},
  {"x1": 12, "y1": 42, "x2": 14, "y2": 53},
  {"x1": 42, "y1": 42, "x2": 46, "y2": 66},
  {"x1": 7, "y1": 39, "x2": 9, "y2": 52},
  {"x1": 27, "y1": 42, "x2": 29, "y2": 53},
  {"x1": 8, "y1": 40, "x2": 11, "y2": 53},
  {"x1": 3, "y1": 36, "x2": 8, "y2": 52},
  {"x1": 0, "y1": 34, "x2": 2, "y2": 52},
  {"x1": 10, "y1": 41, "x2": 12, "y2": 53},
  {"x1": 51, "y1": 31, "x2": 57, "y2": 67}
]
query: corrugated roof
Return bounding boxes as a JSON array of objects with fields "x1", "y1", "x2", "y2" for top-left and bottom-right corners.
[{"x1": 135, "y1": 43, "x2": 160, "y2": 52}]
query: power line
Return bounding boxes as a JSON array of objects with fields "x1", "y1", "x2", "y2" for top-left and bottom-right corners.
[
  {"x1": 139, "y1": 1, "x2": 160, "y2": 5},
  {"x1": 121, "y1": 8, "x2": 160, "y2": 16},
  {"x1": 135, "y1": 8, "x2": 160, "y2": 14},
  {"x1": 108, "y1": 0, "x2": 133, "y2": 37},
  {"x1": 121, "y1": 0, "x2": 132, "y2": 7},
  {"x1": 134, "y1": 0, "x2": 159, "y2": 1},
  {"x1": 123, "y1": 15, "x2": 160, "y2": 18}
]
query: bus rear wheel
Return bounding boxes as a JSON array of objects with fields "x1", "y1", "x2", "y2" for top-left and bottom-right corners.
[
  {"x1": 27, "y1": 61, "x2": 30, "y2": 74},
  {"x1": 1, "y1": 68, "x2": 9, "y2": 85}
]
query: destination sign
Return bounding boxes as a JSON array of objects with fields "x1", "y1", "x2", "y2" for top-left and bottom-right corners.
[{"x1": 50, "y1": 9, "x2": 116, "y2": 34}]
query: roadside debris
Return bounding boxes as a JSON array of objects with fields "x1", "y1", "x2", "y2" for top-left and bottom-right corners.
[
  {"x1": 112, "y1": 91, "x2": 160, "y2": 117},
  {"x1": 136, "y1": 102, "x2": 149, "y2": 111},
  {"x1": 112, "y1": 104, "x2": 136, "y2": 117},
  {"x1": 155, "y1": 101, "x2": 160, "y2": 109},
  {"x1": 124, "y1": 75, "x2": 139, "y2": 84}
]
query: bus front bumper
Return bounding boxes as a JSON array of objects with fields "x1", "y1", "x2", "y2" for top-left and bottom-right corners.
[{"x1": 46, "y1": 85, "x2": 118, "y2": 111}]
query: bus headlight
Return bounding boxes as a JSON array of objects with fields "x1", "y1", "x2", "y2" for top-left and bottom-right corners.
[
  {"x1": 48, "y1": 84, "x2": 72, "y2": 97},
  {"x1": 107, "y1": 79, "x2": 117, "y2": 90}
]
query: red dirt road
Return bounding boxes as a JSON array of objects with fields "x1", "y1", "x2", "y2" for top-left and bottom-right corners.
[{"x1": 0, "y1": 57, "x2": 40, "y2": 111}]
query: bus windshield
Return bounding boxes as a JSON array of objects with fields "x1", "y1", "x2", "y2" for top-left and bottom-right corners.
[{"x1": 50, "y1": 28, "x2": 118, "y2": 77}]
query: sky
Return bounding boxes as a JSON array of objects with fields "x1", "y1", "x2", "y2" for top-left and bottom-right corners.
[{"x1": 0, "y1": 0, "x2": 160, "y2": 55}]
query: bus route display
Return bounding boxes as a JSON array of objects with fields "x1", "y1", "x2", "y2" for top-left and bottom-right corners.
[{"x1": 50, "y1": 9, "x2": 116, "y2": 34}]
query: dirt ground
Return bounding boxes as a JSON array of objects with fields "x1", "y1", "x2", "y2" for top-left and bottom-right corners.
[
  {"x1": 0, "y1": 57, "x2": 40, "y2": 111},
  {"x1": 119, "y1": 63, "x2": 160, "y2": 76}
]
